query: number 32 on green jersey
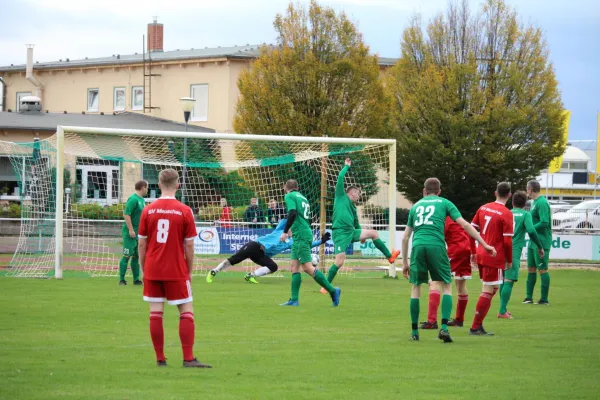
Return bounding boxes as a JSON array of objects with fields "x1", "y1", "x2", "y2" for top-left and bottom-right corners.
[{"x1": 414, "y1": 205, "x2": 435, "y2": 226}]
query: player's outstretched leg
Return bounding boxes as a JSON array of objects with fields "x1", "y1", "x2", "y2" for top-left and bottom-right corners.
[
  {"x1": 360, "y1": 229, "x2": 400, "y2": 263},
  {"x1": 207, "y1": 259, "x2": 231, "y2": 283},
  {"x1": 246, "y1": 256, "x2": 278, "y2": 284},
  {"x1": 305, "y1": 263, "x2": 340, "y2": 306},
  {"x1": 321, "y1": 253, "x2": 345, "y2": 294}
]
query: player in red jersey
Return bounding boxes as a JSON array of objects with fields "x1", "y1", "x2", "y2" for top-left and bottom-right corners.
[
  {"x1": 468, "y1": 182, "x2": 513, "y2": 336},
  {"x1": 138, "y1": 168, "x2": 211, "y2": 368},
  {"x1": 420, "y1": 216, "x2": 472, "y2": 329}
]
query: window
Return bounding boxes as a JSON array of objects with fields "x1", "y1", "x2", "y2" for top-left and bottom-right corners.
[
  {"x1": 190, "y1": 84, "x2": 209, "y2": 122},
  {"x1": 87, "y1": 88, "x2": 99, "y2": 112},
  {"x1": 16, "y1": 92, "x2": 32, "y2": 112},
  {"x1": 569, "y1": 162, "x2": 588, "y2": 170},
  {"x1": 132, "y1": 86, "x2": 144, "y2": 111},
  {"x1": 113, "y1": 87, "x2": 125, "y2": 111}
]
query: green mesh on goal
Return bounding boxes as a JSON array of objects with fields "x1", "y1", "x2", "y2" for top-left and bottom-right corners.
[{"x1": 0, "y1": 130, "x2": 395, "y2": 278}]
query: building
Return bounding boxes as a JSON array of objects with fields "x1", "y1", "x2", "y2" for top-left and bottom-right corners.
[
  {"x1": 538, "y1": 144, "x2": 600, "y2": 201},
  {"x1": 0, "y1": 98, "x2": 214, "y2": 205},
  {"x1": 0, "y1": 20, "x2": 397, "y2": 134}
]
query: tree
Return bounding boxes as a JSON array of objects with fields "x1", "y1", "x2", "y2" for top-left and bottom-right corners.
[
  {"x1": 234, "y1": 0, "x2": 388, "y2": 139},
  {"x1": 234, "y1": 0, "x2": 388, "y2": 215},
  {"x1": 386, "y1": 0, "x2": 566, "y2": 218}
]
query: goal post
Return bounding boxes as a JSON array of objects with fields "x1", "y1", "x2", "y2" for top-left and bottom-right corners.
[{"x1": 4, "y1": 126, "x2": 396, "y2": 278}]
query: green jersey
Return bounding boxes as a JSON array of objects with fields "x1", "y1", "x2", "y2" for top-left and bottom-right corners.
[
  {"x1": 407, "y1": 196, "x2": 461, "y2": 248},
  {"x1": 284, "y1": 190, "x2": 313, "y2": 241},
  {"x1": 530, "y1": 195, "x2": 552, "y2": 249},
  {"x1": 332, "y1": 165, "x2": 359, "y2": 231},
  {"x1": 123, "y1": 193, "x2": 145, "y2": 233},
  {"x1": 512, "y1": 208, "x2": 542, "y2": 248}
]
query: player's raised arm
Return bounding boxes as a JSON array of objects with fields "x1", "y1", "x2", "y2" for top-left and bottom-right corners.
[{"x1": 335, "y1": 158, "x2": 351, "y2": 198}]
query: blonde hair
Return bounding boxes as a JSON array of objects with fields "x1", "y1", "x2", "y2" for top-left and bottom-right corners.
[{"x1": 159, "y1": 168, "x2": 179, "y2": 190}]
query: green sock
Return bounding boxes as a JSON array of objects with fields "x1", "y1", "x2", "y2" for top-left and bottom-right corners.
[
  {"x1": 313, "y1": 269, "x2": 335, "y2": 293},
  {"x1": 119, "y1": 256, "x2": 129, "y2": 280},
  {"x1": 373, "y1": 239, "x2": 392, "y2": 258},
  {"x1": 540, "y1": 272, "x2": 550, "y2": 302},
  {"x1": 290, "y1": 272, "x2": 302, "y2": 301},
  {"x1": 130, "y1": 256, "x2": 140, "y2": 281},
  {"x1": 499, "y1": 281, "x2": 514, "y2": 314},
  {"x1": 441, "y1": 294, "x2": 452, "y2": 331},
  {"x1": 526, "y1": 272, "x2": 537, "y2": 299},
  {"x1": 327, "y1": 264, "x2": 340, "y2": 283},
  {"x1": 410, "y1": 298, "x2": 420, "y2": 336}
]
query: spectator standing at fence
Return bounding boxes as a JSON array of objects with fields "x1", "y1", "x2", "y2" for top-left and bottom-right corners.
[
  {"x1": 219, "y1": 197, "x2": 233, "y2": 228},
  {"x1": 244, "y1": 198, "x2": 264, "y2": 228},
  {"x1": 119, "y1": 180, "x2": 148, "y2": 286},
  {"x1": 267, "y1": 199, "x2": 286, "y2": 228}
]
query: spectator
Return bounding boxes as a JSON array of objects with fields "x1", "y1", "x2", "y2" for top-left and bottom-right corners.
[
  {"x1": 244, "y1": 197, "x2": 264, "y2": 228},
  {"x1": 219, "y1": 197, "x2": 233, "y2": 228},
  {"x1": 267, "y1": 198, "x2": 286, "y2": 228}
]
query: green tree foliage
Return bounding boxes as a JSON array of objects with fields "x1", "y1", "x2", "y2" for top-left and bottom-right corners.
[
  {"x1": 233, "y1": 1, "x2": 388, "y2": 219},
  {"x1": 386, "y1": 0, "x2": 566, "y2": 218}
]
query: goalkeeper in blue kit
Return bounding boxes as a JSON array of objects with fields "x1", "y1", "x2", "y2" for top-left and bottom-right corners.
[{"x1": 207, "y1": 219, "x2": 330, "y2": 283}]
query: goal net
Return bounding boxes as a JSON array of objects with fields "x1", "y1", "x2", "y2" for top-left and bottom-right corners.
[{"x1": 1, "y1": 127, "x2": 396, "y2": 278}]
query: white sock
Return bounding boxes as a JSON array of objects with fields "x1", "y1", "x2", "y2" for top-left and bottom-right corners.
[
  {"x1": 214, "y1": 260, "x2": 231, "y2": 273},
  {"x1": 253, "y1": 266, "x2": 272, "y2": 277}
]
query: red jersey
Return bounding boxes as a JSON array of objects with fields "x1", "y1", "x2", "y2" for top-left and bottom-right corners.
[
  {"x1": 471, "y1": 201, "x2": 513, "y2": 269},
  {"x1": 138, "y1": 197, "x2": 197, "y2": 281},
  {"x1": 444, "y1": 217, "x2": 470, "y2": 257}
]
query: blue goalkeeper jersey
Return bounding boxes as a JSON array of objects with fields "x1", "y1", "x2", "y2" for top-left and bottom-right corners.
[{"x1": 256, "y1": 219, "x2": 321, "y2": 257}]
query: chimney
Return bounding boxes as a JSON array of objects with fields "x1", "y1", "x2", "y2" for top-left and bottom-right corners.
[
  {"x1": 147, "y1": 17, "x2": 163, "y2": 52},
  {"x1": 26, "y1": 45, "x2": 43, "y2": 100}
]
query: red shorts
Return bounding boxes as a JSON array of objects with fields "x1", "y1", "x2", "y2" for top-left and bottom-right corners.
[
  {"x1": 143, "y1": 279, "x2": 193, "y2": 305},
  {"x1": 449, "y1": 251, "x2": 472, "y2": 280},
  {"x1": 478, "y1": 265, "x2": 504, "y2": 286}
]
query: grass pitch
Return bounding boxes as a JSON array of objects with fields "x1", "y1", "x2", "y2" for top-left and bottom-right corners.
[{"x1": 1, "y1": 269, "x2": 599, "y2": 400}]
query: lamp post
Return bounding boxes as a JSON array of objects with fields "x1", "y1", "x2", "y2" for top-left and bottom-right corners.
[{"x1": 179, "y1": 97, "x2": 196, "y2": 204}]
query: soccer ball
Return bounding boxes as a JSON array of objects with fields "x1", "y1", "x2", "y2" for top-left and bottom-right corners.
[{"x1": 311, "y1": 253, "x2": 320, "y2": 267}]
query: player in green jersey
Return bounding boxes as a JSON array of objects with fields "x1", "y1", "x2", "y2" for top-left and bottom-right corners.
[
  {"x1": 523, "y1": 180, "x2": 552, "y2": 305},
  {"x1": 321, "y1": 158, "x2": 400, "y2": 292},
  {"x1": 498, "y1": 191, "x2": 544, "y2": 318},
  {"x1": 402, "y1": 178, "x2": 496, "y2": 342},
  {"x1": 119, "y1": 180, "x2": 148, "y2": 286},
  {"x1": 279, "y1": 179, "x2": 341, "y2": 307}
]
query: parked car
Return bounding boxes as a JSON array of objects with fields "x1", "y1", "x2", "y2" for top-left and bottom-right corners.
[
  {"x1": 552, "y1": 200, "x2": 600, "y2": 230},
  {"x1": 526, "y1": 199, "x2": 574, "y2": 213}
]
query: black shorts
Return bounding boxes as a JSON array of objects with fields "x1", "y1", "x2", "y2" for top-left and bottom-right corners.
[{"x1": 228, "y1": 241, "x2": 278, "y2": 272}]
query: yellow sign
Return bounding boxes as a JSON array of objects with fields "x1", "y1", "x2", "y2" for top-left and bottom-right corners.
[
  {"x1": 548, "y1": 110, "x2": 571, "y2": 174},
  {"x1": 544, "y1": 188, "x2": 595, "y2": 197}
]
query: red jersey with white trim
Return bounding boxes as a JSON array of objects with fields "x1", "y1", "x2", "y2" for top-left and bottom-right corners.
[
  {"x1": 138, "y1": 197, "x2": 197, "y2": 281},
  {"x1": 471, "y1": 201, "x2": 513, "y2": 269},
  {"x1": 444, "y1": 216, "x2": 470, "y2": 257}
]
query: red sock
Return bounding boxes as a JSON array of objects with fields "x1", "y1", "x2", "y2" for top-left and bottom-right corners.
[
  {"x1": 179, "y1": 312, "x2": 195, "y2": 361},
  {"x1": 471, "y1": 292, "x2": 493, "y2": 330},
  {"x1": 149, "y1": 311, "x2": 165, "y2": 362},
  {"x1": 456, "y1": 294, "x2": 468, "y2": 322},
  {"x1": 492, "y1": 287, "x2": 499, "y2": 296},
  {"x1": 427, "y1": 290, "x2": 440, "y2": 323}
]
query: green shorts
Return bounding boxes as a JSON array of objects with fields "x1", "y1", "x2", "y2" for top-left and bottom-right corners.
[
  {"x1": 332, "y1": 229, "x2": 362, "y2": 255},
  {"x1": 409, "y1": 244, "x2": 452, "y2": 285},
  {"x1": 527, "y1": 246, "x2": 550, "y2": 270},
  {"x1": 504, "y1": 245, "x2": 524, "y2": 281},
  {"x1": 290, "y1": 239, "x2": 312, "y2": 264},
  {"x1": 122, "y1": 234, "x2": 138, "y2": 257}
]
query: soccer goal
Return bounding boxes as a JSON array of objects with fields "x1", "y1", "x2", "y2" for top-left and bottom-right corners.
[{"x1": 0, "y1": 126, "x2": 397, "y2": 279}]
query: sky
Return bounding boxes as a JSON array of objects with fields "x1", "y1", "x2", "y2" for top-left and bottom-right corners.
[{"x1": 0, "y1": 0, "x2": 598, "y2": 140}]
